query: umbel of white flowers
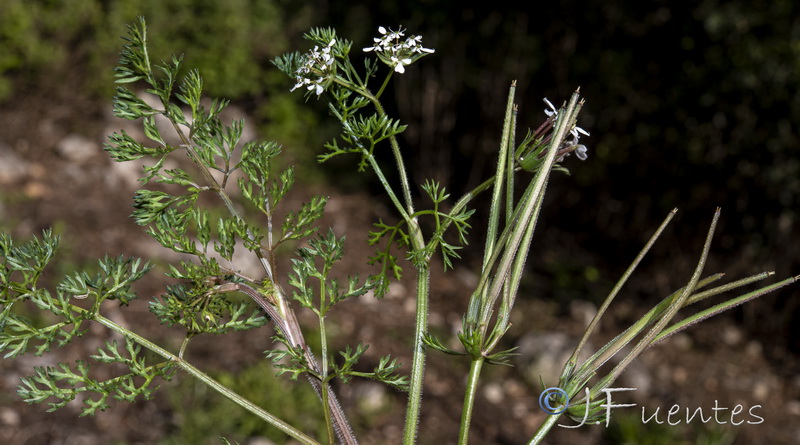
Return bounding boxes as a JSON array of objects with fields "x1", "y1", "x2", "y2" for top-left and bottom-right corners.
[
  {"x1": 363, "y1": 26, "x2": 435, "y2": 74},
  {"x1": 290, "y1": 26, "x2": 435, "y2": 96},
  {"x1": 290, "y1": 38, "x2": 336, "y2": 96}
]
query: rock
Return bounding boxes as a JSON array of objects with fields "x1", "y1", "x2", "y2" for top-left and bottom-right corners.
[
  {"x1": 246, "y1": 438, "x2": 276, "y2": 445},
  {"x1": 0, "y1": 141, "x2": 30, "y2": 184},
  {"x1": 721, "y1": 325, "x2": 743, "y2": 346},
  {"x1": 518, "y1": 332, "x2": 584, "y2": 386},
  {"x1": 0, "y1": 407, "x2": 20, "y2": 426},
  {"x1": 354, "y1": 382, "x2": 389, "y2": 412},
  {"x1": 57, "y1": 134, "x2": 99, "y2": 162},
  {"x1": 483, "y1": 382, "x2": 504, "y2": 404},
  {"x1": 569, "y1": 300, "x2": 597, "y2": 327},
  {"x1": 105, "y1": 158, "x2": 144, "y2": 190}
]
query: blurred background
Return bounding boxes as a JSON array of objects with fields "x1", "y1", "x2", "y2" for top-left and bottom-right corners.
[{"x1": 1, "y1": 1, "x2": 798, "y2": 444}]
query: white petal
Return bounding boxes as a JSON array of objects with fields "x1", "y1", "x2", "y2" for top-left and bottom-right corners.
[
  {"x1": 394, "y1": 63, "x2": 405, "y2": 73},
  {"x1": 575, "y1": 145, "x2": 588, "y2": 160},
  {"x1": 379, "y1": 26, "x2": 387, "y2": 34}
]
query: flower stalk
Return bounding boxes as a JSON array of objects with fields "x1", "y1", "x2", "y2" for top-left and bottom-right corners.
[{"x1": 527, "y1": 209, "x2": 797, "y2": 440}]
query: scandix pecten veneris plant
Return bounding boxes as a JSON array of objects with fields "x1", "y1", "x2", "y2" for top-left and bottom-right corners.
[{"x1": 1, "y1": 18, "x2": 796, "y2": 445}]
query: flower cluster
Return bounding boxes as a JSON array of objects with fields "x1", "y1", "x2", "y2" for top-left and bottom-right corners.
[
  {"x1": 363, "y1": 26, "x2": 435, "y2": 73},
  {"x1": 291, "y1": 38, "x2": 337, "y2": 96},
  {"x1": 544, "y1": 98, "x2": 590, "y2": 161}
]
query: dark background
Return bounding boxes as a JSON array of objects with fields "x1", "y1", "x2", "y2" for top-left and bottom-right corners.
[{"x1": 320, "y1": 0, "x2": 800, "y2": 358}]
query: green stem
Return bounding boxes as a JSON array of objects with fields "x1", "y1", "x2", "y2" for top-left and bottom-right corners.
[
  {"x1": 341, "y1": 84, "x2": 432, "y2": 445},
  {"x1": 162, "y1": 105, "x2": 358, "y2": 443},
  {"x1": 334, "y1": 74, "x2": 432, "y2": 445},
  {"x1": 375, "y1": 71, "x2": 394, "y2": 99},
  {"x1": 319, "y1": 312, "x2": 335, "y2": 444},
  {"x1": 340, "y1": 79, "x2": 415, "y2": 215},
  {"x1": 402, "y1": 266, "x2": 431, "y2": 444},
  {"x1": 591, "y1": 209, "x2": 721, "y2": 396},
  {"x1": 458, "y1": 357, "x2": 485, "y2": 445},
  {"x1": 365, "y1": 154, "x2": 412, "y2": 222},
  {"x1": 85, "y1": 310, "x2": 319, "y2": 444},
  {"x1": 653, "y1": 273, "x2": 799, "y2": 345},
  {"x1": 482, "y1": 83, "x2": 517, "y2": 272},
  {"x1": 564, "y1": 209, "x2": 678, "y2": 383},
  {"x1": 385, "y1": 127, "x2": 415, "y2": 215},
  {"x1": 476, "y1": 91, "x2": 580, "y2": 334},
  {"x1": 178, "y1": 334, "x2": 191, "y2": 359},
  {"x1": 317, "y1": 276, "x2": 336, "y2": 445},
  {"x1": 527, "y1": 411, "x2": 562, "y2": 445}
]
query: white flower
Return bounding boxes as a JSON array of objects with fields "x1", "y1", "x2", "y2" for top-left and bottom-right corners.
[
  {"x1": 363, "y1": 25, "x2": 435, "y2": 74},
  {"x1": 291, "y1": 38, "x2": 337, "y2": 95},
  {"x1": 537, "y1": 96, "x2": 590, "y2": 163},
  {"x1": 311, "y1": 79, "x2": 324, "y2": 96},
  {"x1": 571, "y1": 126, "x2": 590, "y2": 138},
  {"x1": 564, "y1": 125, "x2": 589, "y2": 161},
  {"x1": 391, "y1": 56, "x2": 413, "y2": 73},
  {"x1": 543, "y1": 98, "x2": 557, "y2": 117},
  {"x1": 574, "y1": 144, "x2": 588, "y2": 160}
]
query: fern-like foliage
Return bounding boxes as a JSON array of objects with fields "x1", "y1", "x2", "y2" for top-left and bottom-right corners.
[{"x1": 17, "y1": 338, "x2": 176, "y2": 416}]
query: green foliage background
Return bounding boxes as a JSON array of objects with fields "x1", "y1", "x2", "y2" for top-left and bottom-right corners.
[
  {"x1": 0, "y1": 0, "x2": 325, "y2": 153},
  {"x1": 0, "y1": 0, "x2": 300, "y2": 99}
]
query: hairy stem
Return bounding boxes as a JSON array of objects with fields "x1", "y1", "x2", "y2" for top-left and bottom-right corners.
[
  {"x1": 402, "y1": 265, "x2": 431, "y2": 445},
  {"x1": 590, "y1": 209, "x2": 721, "y2": 396},
  {"x1": 343, "y1": 80, "x2": 415, "y2": 215},
  {"x1": 163, "y1": 110, "x2": 358, "y2": 443},
  {"x1": 319, "y1": 278, "x2": 335, "y2": 445},
  {"x1": 527, "y1": 411, "x2": 562, "y2": 445},
  {"x1": 225, "y1": 281, "x2": 357, "y2": 445},
  {"x1": 338, "y1": 82, "x2": 432, "y2": 444},
  {"x1": 458, "y1": 357, "x2": 485, "y2": 445},
  {"x1": 85, "y1": 310, "x2": 320, "y2": 444},
  {"x1": 564, "y1": 208, "x2": 678, "y2": 384}
]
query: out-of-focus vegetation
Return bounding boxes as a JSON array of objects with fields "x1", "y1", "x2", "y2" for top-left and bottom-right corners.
[
  {"x1": 162, "y1": 360, "x2": 326, "y2": 444},
  {"x1": 604, "y1": 411, "x2": 735, "y2": 445},
  {"x1": 0, "y1": 0, "x2": 326, "y2": 153},
  {"x1": 0, "y1": 0, "x2": 306, "y2": 99}
]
